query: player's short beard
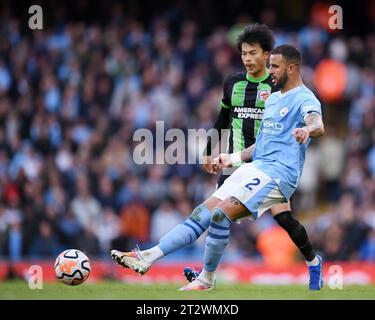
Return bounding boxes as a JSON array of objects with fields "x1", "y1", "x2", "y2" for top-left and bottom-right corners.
[{"x1": 274, "y1": 71, "x2": 288, "y2": 91}]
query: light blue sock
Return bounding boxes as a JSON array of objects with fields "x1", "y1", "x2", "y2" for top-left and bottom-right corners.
[
  {"x1": 158, "y1": 203, "x2": 211, "y2": 255},
  {"x1": 203, "y1": 208, "x2": 231, "y2": 272}
]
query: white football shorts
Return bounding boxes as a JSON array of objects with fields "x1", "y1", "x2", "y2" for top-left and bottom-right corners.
[{"x1": 212, "y1": 163, "x2": 286, "y2": 220}]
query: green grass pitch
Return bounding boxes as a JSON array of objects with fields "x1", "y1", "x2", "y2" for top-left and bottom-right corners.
[{"x1": 1, "y1": 280, "x2": 375, "y2": 300}]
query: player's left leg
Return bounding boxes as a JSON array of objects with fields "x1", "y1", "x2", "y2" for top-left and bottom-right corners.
[
  {"x1": 183, "y1": 173, "x2": 230, "y2": 282},
  {"x1": 271, "y1": 203, "x2": 323, "y2": 290},
  {"x1": 271, "y1": 203, "x2": 317, "y2": 261}
]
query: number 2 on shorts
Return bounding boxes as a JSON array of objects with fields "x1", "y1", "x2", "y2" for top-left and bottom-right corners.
[{"x1": 244, "y1": 178, "x2": 261, "y2": 191}]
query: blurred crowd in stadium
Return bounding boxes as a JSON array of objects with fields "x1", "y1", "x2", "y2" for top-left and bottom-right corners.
[{"x1": 0, "y1": 0, "x2": 375, "y2": 265}]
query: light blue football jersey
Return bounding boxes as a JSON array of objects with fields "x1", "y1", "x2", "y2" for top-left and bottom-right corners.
[{"x1": 252, "y1": 84, "x2": 322, "y2": 200}]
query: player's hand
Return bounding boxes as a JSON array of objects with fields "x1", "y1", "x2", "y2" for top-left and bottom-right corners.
[
  {"x1": 211, "y1": 156, "x2": 222, "y2": 173},
  {"x1": 211, "y1": 156, "x2": 221, "y2": 173},
  {"x1": 202, "y1": 155, "x2": 216, "y2": 174},
  {"x1": 293, "y1": 127, "x2": 310, "y2": 144},
  {"x1": 213, "y1": 153, "x2": 232, "y2": 169}
]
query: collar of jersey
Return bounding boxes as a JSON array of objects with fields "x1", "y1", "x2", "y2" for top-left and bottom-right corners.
[
  {"x1": 278, "y1": 85, "x2": 304, "y2": 98},
  {"x1": 246, "y1": 70, "x2": 269, "y2": 83}
]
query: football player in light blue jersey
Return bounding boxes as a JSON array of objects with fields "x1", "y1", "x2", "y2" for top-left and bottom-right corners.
[
  {"x1": 251, "y1": 71, "x2": 323, "y2": 201},
  {"x1": 177, "y1": 44, "x2": 325, "y2": 291},
  {"x1": 111, "y1": 45, "x2": 325, "y2": 292}
]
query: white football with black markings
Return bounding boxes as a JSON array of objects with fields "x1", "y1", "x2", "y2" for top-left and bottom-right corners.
[{"x1": 54, "y1": 249, "x2": 91, "y2": 285}]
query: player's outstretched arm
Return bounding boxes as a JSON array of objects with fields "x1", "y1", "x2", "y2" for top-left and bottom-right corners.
[
  {"x1": 304, "y1": 113, "x2": 325, "y2": 137},
  {"x1": 213, "y1": 144, "x2": 255, "y2": 170},
  {"x1": 239, "y1": 144, "x2": 255, "y2": 163},
  {"x1": 293, "y1": 113, "x2": 324, "y2": 144}
]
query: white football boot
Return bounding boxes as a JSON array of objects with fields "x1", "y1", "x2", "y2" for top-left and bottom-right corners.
[{"x1": 110, "y1": 247, "x2": 151, "y2": 275}]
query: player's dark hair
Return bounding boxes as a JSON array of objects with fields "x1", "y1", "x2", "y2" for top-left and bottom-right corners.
[
  {"x1": 236, "y1": 24, "x2": 275, "y2": 52},
  {"x1": 270, "y1": 44, "x2": 302, "y2": 65}
]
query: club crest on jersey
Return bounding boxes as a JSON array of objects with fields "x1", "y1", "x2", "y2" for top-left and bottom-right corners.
[
  {"x1": 257, "y1": 89, "x2": 271, "y2": 101},
  {"x1": 280, "y1": 107, "x2": 289, "y2": 117}
]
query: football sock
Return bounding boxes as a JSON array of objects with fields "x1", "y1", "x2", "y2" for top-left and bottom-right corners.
[
  {"x1": 273, "y1": 211, "x2": 316, "y2": 262},
  {"x1": 198, "y1": 268, "x2": 216, "y2": 285},
  {"x1": 158, "y1": 203, "x2": 211, "y2": 256},
  {"x1": 306, "y1": 256, "x2": 320, "y2": 267},
  {"x1": 203, "y1": 208, "x2": 231, "y2": 272},
  {"x1": 140, "y1": 246, "x2": 164, "y2": 263}
]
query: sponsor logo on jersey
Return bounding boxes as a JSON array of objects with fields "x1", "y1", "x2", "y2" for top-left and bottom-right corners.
[
  {"x1": 233, "y1": 107, "x2": 264, "y2": 119},
  {"x1": 262, "y1": 119, "x2": 284, "y2": 134},
  {"x1": 302, "y1": 104, "x2": 320, "y2": 113},
  {"x1": 257, "y1": 89, "x2": 271, "y2": 101},
  {"x1": 263, "y1": 120, "x2": 284, "y2": 130}
]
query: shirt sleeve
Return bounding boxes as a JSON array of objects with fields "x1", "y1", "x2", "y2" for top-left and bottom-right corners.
[
  {"x1": 220, "y1": 76, "x2": 231, "y2": 109},
  {"x1": 204, "y1": 76, "x2": 232, "y2": 155},
  {"x1": 300, "y1": 98, "x2": 322, "y2": 122},
  {"x1": 203, "y1": 103, "x2": 231, "y2": 156}
]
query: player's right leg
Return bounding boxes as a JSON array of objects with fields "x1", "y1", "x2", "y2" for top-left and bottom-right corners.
[
  {"x1": 179, "y1": 196, "x2": 249, "y2": 291},
  {"x1": 110, "y1": 197, "x2": 220, "y2": 275}
]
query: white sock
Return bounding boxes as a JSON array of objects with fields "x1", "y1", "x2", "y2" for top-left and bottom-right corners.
[
  {"x1": 198, "y1": 268, "x2": 216, "y2": 285},
  {"x1": 306, "y1": 256, "x2": 319, "y2": 267},
  {"x1": 141, "y1": 246, "x2": 164, "y2": 263}
]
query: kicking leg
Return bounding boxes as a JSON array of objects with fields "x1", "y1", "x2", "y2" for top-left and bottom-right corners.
[
  {"x1": 111, "y1": 197, "x2": 220, "y2": 274},
  {"x1": 158, "y1": 197, "x2": 220, "y2": 255}
]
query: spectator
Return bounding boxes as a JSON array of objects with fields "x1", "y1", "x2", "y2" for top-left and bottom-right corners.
[
  {"x1": 97, "y1": 174, "x2": 117, "y2": 210},
  {"x1": 70, "y1": 173, "x2": 102, "y2": 230},
  {"x1": 58, "y1": 209, "x2": 82, "y2": 248},
  {"x1": 318, "y1": 128, "x2": 346, "y2": 203},
  {"x1": 256, "y1": 225, "x2": 297, "y2": 267},
  {"x1": 117, "y1": 200, "x2": 150, "y2": 245},
  {"x1": 29, "y1": 221, "x2": 60, "y2": 259},
  {"x1": 95, "y1": 207, "x2": 120, "y2": 255},
  {"x1": 76, "y1": 223, "x2": 101, "y2": 257},
  {"x1": 150, "y1": 199, "x2": 183, "y2": 244}
]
